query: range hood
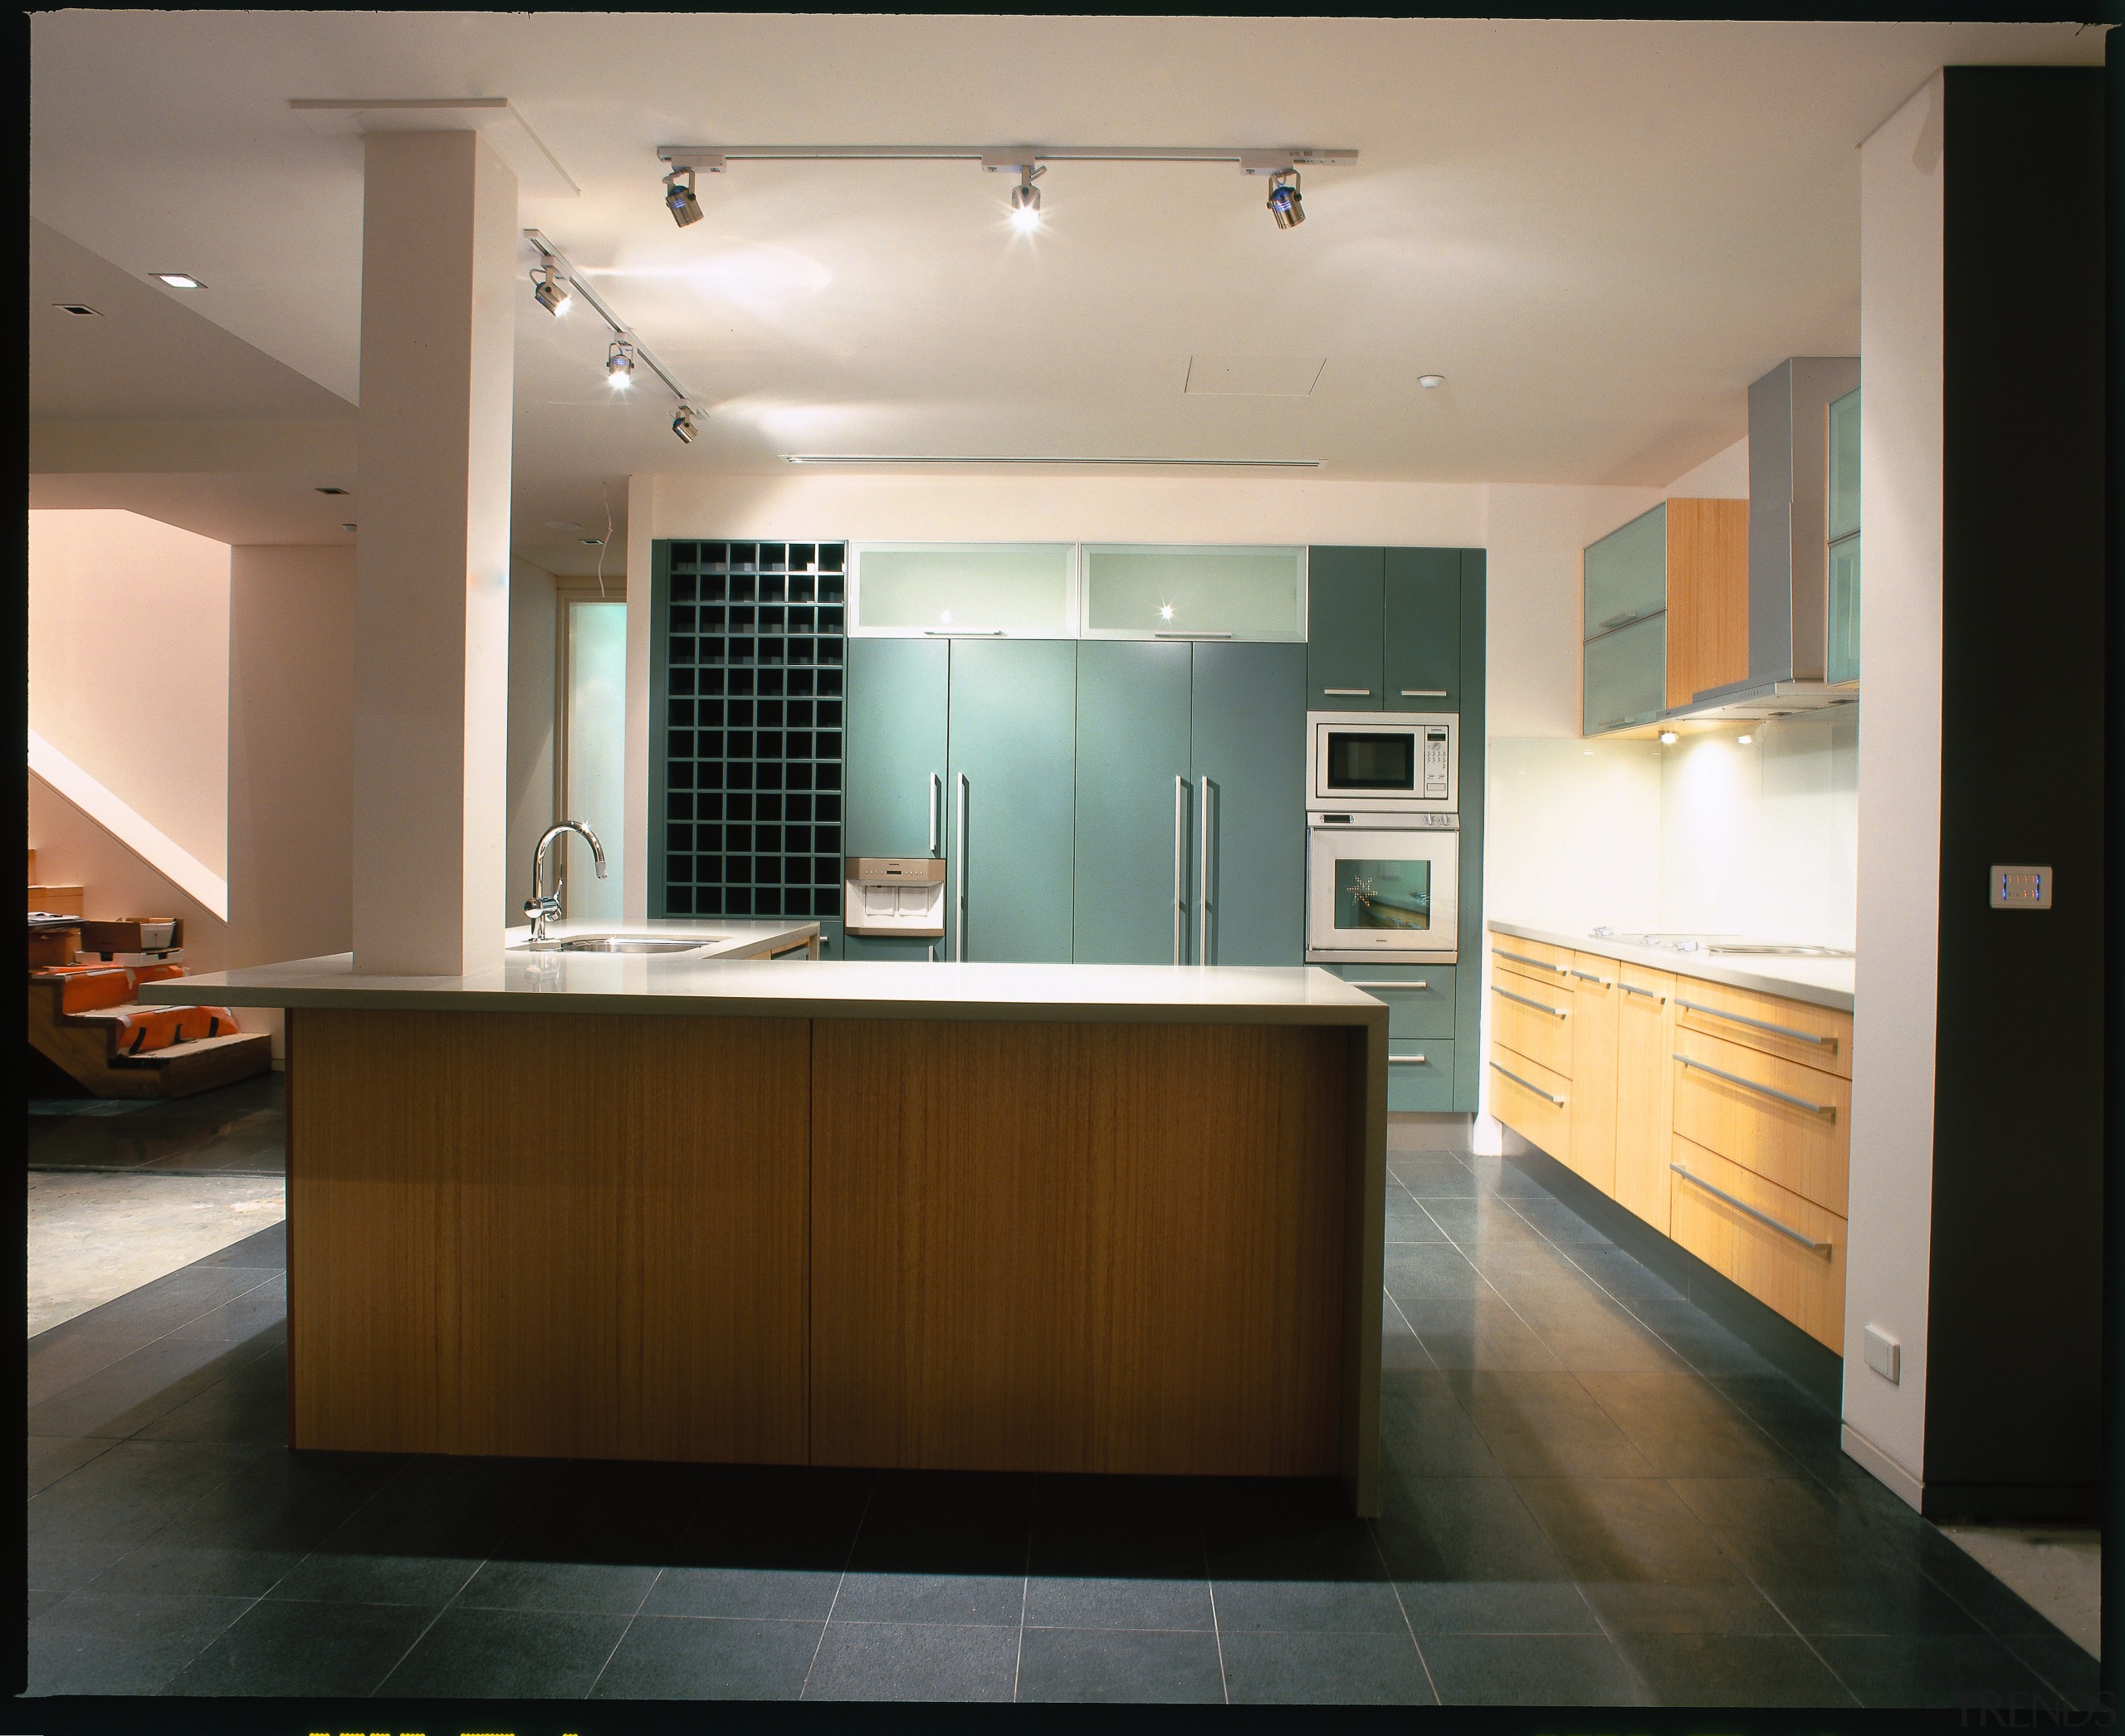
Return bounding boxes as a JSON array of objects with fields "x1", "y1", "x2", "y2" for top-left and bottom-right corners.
[{"x1": 1670, "y1": 355, "x2": 1860, "y2": 723}]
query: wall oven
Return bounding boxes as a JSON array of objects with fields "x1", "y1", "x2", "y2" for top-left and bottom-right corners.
[
  {"x1": 1306, "y1": 812, "x2": 1459, "y2": 964},
  {"x1": 1307, "y1": 712, "x2": 1457, "y2": 814}
]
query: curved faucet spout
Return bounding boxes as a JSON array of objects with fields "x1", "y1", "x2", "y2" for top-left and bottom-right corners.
[{"x1": 525, "y1": 820, "x2": 608, "y2": 941}]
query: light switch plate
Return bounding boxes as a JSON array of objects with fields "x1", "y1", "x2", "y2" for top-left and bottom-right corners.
[
  {"x1": 1864, "y1": 1323, "x2": 1901, "y2": 1385},
  {"x1": 1990, "y1": 866, "x2": 2053, "y2": 909}
]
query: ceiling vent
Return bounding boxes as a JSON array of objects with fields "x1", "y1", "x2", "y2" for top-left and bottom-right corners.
[{"x1": 1183, "y1": 355, "x2": 1326, "y2": 397}]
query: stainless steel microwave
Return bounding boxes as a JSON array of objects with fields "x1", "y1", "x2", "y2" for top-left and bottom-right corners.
[{"x1": 1306, "y1": 712, "x2": 1458, "y2": 814}]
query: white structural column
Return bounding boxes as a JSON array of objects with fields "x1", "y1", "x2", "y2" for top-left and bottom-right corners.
[
  {"x1": 350, "y1": 132, "x2": 518, "y2": 974},
  {"x1": 1840, "y1": 73, "x2": 1945, "y2": 1510}
]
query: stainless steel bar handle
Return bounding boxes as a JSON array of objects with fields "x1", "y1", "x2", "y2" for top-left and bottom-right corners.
[
  {"x1": 1670, "y1": 1163, "x2": 1833, "y2": 1253},
  {"x1": 954, "y1": 773, "x2": 969, "y2": 961},
  {"x1": 1400, "y1": 688, "x2": 1448, "y2": 698},
  {"x1": 1489, "y1": 1060, "x2": 1566, "y2": 1107},
  {"x1": 1172, "y1": 775, "x2": 1187, "y2": 966},
  {"x1": 1322, "y1": 687, "x2": 1372, "y2": 697},
  {"x1": 1673, "y1": 1052, "x2": 1835, "y2": 1119},
  {"x1": 1348, "y1": 980, "x2": 1428, "y2": 990},
  {"x1": 1492, "y1": 982, "x2": 1568, "y2": 1019},
  {"x1": 1197, "y1": 775, "x2": 1212, "y2": 965},
  {"x1": 1675, "y1": 997, "x2": 1836, "y2": 1050},
  {"x1": 928, "y1": 772, "x2": 942, "y2": 857},
  {"x1": 1388, "y1": 1054, "x2": 1429, "y2": 1067},
  {"x1": 1568, "y1": 968, "x2": 1612, "y2": 986},
  {"x1": 1155, "y1": 631, "x2": 1233, "y2": 639},
  {"x1": 1621, "y1": 983, "x2": 1667, "y2": 1003},
  {"x1": 1493, "y1": 948, "x2": 1566, "y2": 975}
]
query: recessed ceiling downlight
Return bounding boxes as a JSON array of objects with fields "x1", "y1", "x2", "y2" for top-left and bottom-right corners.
[
  {"x1": 53, "y1": 302, "x2": 100, "y2": 317},
  {"x1": 150, "y1": 272, "x2": 205, "y2": 289},
  {"x1": 315, "y1": 487, "x2": 349, "y2": 496},
  {"x1": 1419, "y1": 374, "x2": 1446, "y2": 389}
]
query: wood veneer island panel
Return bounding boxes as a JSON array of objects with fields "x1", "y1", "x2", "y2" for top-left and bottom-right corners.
[
  {"x1": 810, "y1": 1020, "x2": 1348, "y2": 1477},
  {"x1": 206, "y1": 958, "x2": 1387, "y2": 1512},
  {"x1": 287, "y1": 1009, "x2": 812, "y2": 1463}
]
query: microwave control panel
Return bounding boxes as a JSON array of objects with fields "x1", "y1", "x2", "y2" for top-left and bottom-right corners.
[{"x1": 1421, "y1": 726, "x2": 1451, "y2": 800}]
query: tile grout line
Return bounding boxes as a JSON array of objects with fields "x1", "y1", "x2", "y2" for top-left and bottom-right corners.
[
  {"x1": 1201, "y1": 1535, "x2": 1229, "y2": 1704},
  {"x1": 1010, "y1": 1512, "x2": 1033, "y2": 1701},
  {"x1": 582, "y1": 1563, "x2": 663, "y2": 1699},
  {"x1": 1366, "y1": 1518, "x2": 1441, "y2": 1705},
  {"x1": 796, "y1": 1475, "x2": 875, "y2": 1700}
]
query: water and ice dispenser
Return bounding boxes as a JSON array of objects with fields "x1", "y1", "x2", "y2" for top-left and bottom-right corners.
[{"x1": 843, "y1": 857, "x2": 946, "y2": 939}]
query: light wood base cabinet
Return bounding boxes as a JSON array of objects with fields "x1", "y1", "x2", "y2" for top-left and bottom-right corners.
[
  {"x1": 1488, "y1": 928, "x2": 1850, "y2": 1355},
  {"x1": 1612, "y1": 967, "x2": 1677, "y2": 1230},
  {"x1": 1668, "y1": 1136, "x2": 1846, "y2": 1350}
]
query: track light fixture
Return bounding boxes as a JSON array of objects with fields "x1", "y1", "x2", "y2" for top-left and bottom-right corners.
[
  {"x1": 531, "y1": 262, "x2": 571, "y2": 315},
  {"x1": 1266, "y1": 170, "x2": 1304, "y2": 230},
  {"x1": 1008, "y1": 164, "x2": 1044, "y2": 232},
  {"x1": 607, "y1": 339, "x2": 637, "y2": 386},
  {"x1": 663, "y1": 166, "x2": 704, "y2": 227},
  {"x1": 672, "y1": 404, "x2": 700, "y2": 444}
]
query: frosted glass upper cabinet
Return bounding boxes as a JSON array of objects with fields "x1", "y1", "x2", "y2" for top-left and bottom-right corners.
[
  {"x1": 851, "y1": 544, "x2": 1077, "y2": 638},
  {"x1": 1079, "y1": 545, "x2": 1306, "y2": 641},
  {"x1": 1825, "y1": 386, "x2": 1860, "y2": 685}
]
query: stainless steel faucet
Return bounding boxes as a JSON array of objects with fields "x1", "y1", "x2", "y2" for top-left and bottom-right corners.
[{"x1": 525, "y1": 821, "x2": 607, "y2": 941}]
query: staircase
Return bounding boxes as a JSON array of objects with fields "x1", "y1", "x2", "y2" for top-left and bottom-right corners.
[{"x1": 27, "y1": 849, "x2": 272, "y2": 1099}]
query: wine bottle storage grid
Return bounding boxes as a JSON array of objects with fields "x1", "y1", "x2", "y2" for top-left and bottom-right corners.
[{"x1": 655, "y1": 541, "x2": 848, "y2": 922}]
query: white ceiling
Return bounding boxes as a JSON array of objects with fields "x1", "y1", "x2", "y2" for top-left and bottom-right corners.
[{"x1": 28, "y1": 13, "x2": 2108, "y2": 560}]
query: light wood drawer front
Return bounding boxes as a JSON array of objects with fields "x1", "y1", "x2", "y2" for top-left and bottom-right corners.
[
  {"x1": 1673, "y1": 979, "x2": 1852, "y2": 1079},
  {"x1": 1491, "y1": 935, "x2": 1574, "y2": 988},
  {"x1": 1489, "y1": 976, "x2": 1573, "y2": 1075},
  {"x1": 1488, "y1": 1042, "x2": 1571, "y2": 1167},
  {"x1": 1668, "y1": 1136, "x2": 1845, "y2": 1351},
  {"x1": 1671, "y1": 1027, "x2": 1850, "y2": 1214}
]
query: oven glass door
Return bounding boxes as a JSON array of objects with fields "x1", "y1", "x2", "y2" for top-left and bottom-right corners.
[{"x1": 1307, "y1": 825, "x2": 1459, "y2": 961}]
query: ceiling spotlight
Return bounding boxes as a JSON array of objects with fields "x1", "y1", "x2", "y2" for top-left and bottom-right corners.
[
  {"x1": 341, "y1": 522, "x2": 357, "y2": 532},
  {"x1": 1009, "y1": 164, "x2": 1044, "y2": 232},
  {"x1": 1267, "y1": 171, "x2": 1304, "y2": 230},
  {"x1": 53, "y1": 302, "x2": 100, "y2": 317},
  {"x1": 1737, "y1": 733, "x2": 1754, "y2": 745},
  {"x1": 607, "y1": 339, "x2": 636, "y2": 386},
  {"x1": 150, "y1": 272, "x2": 204, "y2": 289},
  {"x1": 664, "y1": 167, "x2": 703, "y2": 227},
  {"x1": 581, "y1": 537, "x2": 605, "y2": 547},
  {"x1": 1658, "y1": 730, "x2": 1679, "y2": 745},
  {"x1": 531, "y1": 262, "x2": 571, "y2": 315},
  {"x1": 672, "y1": 404, "x2": 701, "y2": 444},
  {"x1": 315, "y1": 487, "x2": 349, "y2": 496},
  {"x1": 1419, "y1": 374, "x2": 1446, "y2": 389}
]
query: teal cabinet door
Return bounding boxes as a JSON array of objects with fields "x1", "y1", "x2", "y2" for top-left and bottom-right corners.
[
  {"x1": 1305, "y1": 547, "x2": 1385, "y2": 710},
  {"x1": 846, "y1": 638, "x2": 948, "y2": 858},
  {"x1": 1074, "y1": 642, "x2": 1192, "y2": 963},
  {"x1": 1190, "y1": 642, "x2": 1306, "y2": 964},
  {"x1": 946, "y1": 639, "x2": 1077, "y2": 962},
  {"x1": 1383, "y1": 549, "x2": 1461, "y2": 711}
]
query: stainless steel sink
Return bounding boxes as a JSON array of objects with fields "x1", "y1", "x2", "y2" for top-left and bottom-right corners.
[{"x1": 515, "y1": 935, "x2": 723, "y2": 955}]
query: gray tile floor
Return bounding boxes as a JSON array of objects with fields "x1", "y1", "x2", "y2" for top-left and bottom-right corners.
[{"x1": 20, "y1": 1094, "x2": 2103, "y2": 1706}]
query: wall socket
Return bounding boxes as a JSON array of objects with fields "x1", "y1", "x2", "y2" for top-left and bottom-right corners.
[
  {"x1": 1990, "y1": 865, "x2": 2053, "y2": 908},
  {"x1": 1864, "y1": 1323, "x2": 1902, "y2": 1385}
]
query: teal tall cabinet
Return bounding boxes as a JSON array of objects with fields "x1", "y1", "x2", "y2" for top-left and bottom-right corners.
[
  {"x1": 946, "y1": 639, "x2": 1077, "y2": 964},
  {"x1": 1072, "y1": 641, "x2": 1306, "y2": 965},
  {"x1": 1306, "y1": 545, "x2": 1487, "y2": 1115},
  {"x1": 1190, "y1": 643, "x2": 1307, "y2": 965},
  {"x1": 1073, "y1": 643, "x2": 1192, "y2": 963}
]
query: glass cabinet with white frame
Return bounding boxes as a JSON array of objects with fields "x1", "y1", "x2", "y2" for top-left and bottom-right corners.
[
  {"x1": 1079, "y1": 545, "x2": 1307, "y2": 640},
  {"x1": 850, "y1": 544, "x2": 1076, "y2": 637}
]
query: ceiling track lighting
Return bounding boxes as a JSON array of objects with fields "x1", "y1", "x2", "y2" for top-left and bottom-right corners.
[
  {"x1": 657, "y1": 142, "x2": 1353, "y2": 229},
  {"x1": 523, "y1": 231, "x2": 704, "y2": 444},
  {"x1": 663, "y1": 165, "x2": 704, "y2": 227},
  {"x1": 531, "y1": 262, "x2": 571, "y2": 315}
]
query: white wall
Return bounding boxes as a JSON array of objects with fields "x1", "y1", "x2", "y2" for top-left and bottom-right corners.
[
  {"x1": 1486, "y1": 738, "x2": 1663, "y2": 928},
  {"x1": 1840, "y1": 73, "x2": 1946, "y2": 1509},
  {"x1": 506, "y1": 558, "x2": 559, "y2": 926},
  {"x1": 29, "y1": 509, "x2": 232, "y2": 877}
]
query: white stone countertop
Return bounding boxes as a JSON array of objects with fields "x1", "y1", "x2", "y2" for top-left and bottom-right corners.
[
  {"x1": 142, "y1": 917, "x2": 1386, "y2": 1026},
  {"x1": 1489, "y1": 919, "x2": 1854, "y2": 1013}
]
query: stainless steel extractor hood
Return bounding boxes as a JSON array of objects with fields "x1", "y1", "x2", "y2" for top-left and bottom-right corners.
[{"x1": 1669, "y1": 356, "x2": 1860, "y2": 723}]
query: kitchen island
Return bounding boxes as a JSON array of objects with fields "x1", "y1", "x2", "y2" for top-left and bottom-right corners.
[{"x1": 145, "y1": 930, "x2": 1390, "y2": 1513}]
